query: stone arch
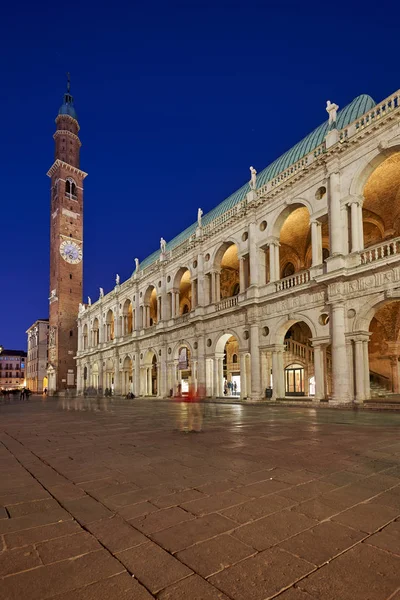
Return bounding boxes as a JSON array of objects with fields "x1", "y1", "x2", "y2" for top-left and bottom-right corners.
[
  {"x1": 143, "y1": 285, "x2": 158, "y2": 327},
  {"x1": 211, "y1": 240, "x2": 240, "y2": 270},
  {"x1": 361, "y1": 151, "x2": 400, "y2": 248},
  {"x1": 355, "y1": 295, "x2": 400, "y2": 396},
  {"x1": 270, "y1": 199, "x2": 313, "y2": 239},
  {"x1": 91, "y1": 362, "x2": 99, "y2": 389},
  {"x1": 212, "y1": 331, "x2": 245, "y2": 398},
  {"x1": 271, "y1": 202, "x2": 314, "y2": 279},
  {"x1": 122, "y1": 298, "x2": 133, "y2": 335},
  {"x1": 141, "y1": 348, "x2": 158, "y2": 396},
  {"x1": 122, "y1": 355, "x2": 133, "y2": 395},
  {"x1": 349, "y1": 141, "x2": 400, "y2": 198},
  {"x1": 172, "y1": 339, "x2": 194, "y2": 360},
  {"x1": 271, "y1": 313, "x2": 318, "y2": 345},
  {"x1": 105, "y1": 309, "x2": 114, "y2": 341},
  {"x1": 92, "y1": 317, "x2": 99, "y2": 346},
  {"x1": 173, "y1": 267, "x2": 192, "y2": 315},
  {"x1": 210, "y1": 242, "x2": 240, "y2": 301}
]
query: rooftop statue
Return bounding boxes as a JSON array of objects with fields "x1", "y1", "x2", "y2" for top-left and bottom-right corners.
[
  {"x1": 249, "y1": 166, "x2": 257, "y2": 190},
  {"x1": 326, "y1": 100, "x2": 339, "y2": 126},
  {"x1": 88, "y1": 296, "x2": 91, "y2": 306},
  {"x1": 197, "y1": 208, "x2": 203, "y2": 228},
  {"x1": 116, "y1": 274, "x2": 120, "y2": 285},
  {"x1": 135, "y1": 258, "x2": 139, "y2": 271},
  {"x1": 160, "y1": 237, "x2": 167, "y2": 254},
  {"x1": 99, "y1": 287, "x2": 104, "y2": 298}
]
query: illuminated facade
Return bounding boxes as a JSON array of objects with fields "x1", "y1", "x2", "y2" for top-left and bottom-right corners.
[
  {"x1": 76, "y1": 88, "x2": 400, "y2": 403},
  {"x1": 26, "y1": 319, "x2": 49, "y2": 393},
  {"x1": 0, "y1": 350, "x2": 27, "y2": 390}
]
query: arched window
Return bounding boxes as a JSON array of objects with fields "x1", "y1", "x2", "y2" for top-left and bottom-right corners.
[
  {"x1": 65, "y1": 178, "x2": 77, "y2": 197},
  {"x1": 182, "y1": 303, "x2": 190, "y2": 314},
  {"x1": 322, "y1": 248, "x2": 329, "y2": 262},
  {"x1": 232, "y1": 353, "x2": 238, "y2": 364}
]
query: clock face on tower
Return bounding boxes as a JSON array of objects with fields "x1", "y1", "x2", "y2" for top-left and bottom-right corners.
[{"x1": 59, "y1": 240, "x2": 82, "y2": 264}]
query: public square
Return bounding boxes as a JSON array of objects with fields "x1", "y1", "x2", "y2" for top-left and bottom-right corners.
[{"x1": 0, "y1": 398, "x2": 399, "y2": 599}]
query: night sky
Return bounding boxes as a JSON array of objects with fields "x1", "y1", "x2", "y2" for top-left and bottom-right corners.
[{"x1": 1, "y1": 0, "x2": 399, "y2": 349}]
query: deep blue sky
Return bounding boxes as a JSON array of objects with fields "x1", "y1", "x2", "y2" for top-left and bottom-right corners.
[{"x1": 1, "y1": 0, "x2": 399, "y2": 349}]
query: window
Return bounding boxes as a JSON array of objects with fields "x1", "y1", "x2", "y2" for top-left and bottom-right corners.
[
  {"x1": 70, "y1": 274, "x2": 72, "y2": 279},
  {"x1": 70, "y1": 330, "x2": 73, "y2": 337},
  {"x1": 65, "y1": 178, "x2": 77, "y2": 197}
]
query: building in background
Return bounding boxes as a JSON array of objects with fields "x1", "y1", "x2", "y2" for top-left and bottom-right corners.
[
  {"x1": 26, "y1": 319, "x2": 49, "y2": 393},
  {"x1": 0, "y1": 349, "x2": 27, "y2": 390}
]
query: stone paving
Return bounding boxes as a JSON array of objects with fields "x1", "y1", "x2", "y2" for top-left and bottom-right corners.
[{"x1": 0, "y1": 397, "x2": 400, "y2": 599}]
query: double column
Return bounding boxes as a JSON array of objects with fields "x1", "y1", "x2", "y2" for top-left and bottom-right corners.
[{"x1": 170, "y1": 289, "x2": 180, "y2": 318}]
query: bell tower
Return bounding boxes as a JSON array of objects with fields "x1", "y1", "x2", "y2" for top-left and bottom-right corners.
[{"x1": 47, "y1": 76, "x2": 87, "y2": 394}]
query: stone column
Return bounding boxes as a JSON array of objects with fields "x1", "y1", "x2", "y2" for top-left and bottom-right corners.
[
  {"x1": 349, "y1": 198, "x2": 364, "y2": 253},
  {"x1": 268, "y1": 239, "x2": 280, "y2": 282},
  {"x1": 249, "y1": 323, "x2": 261, "y2": 400},
  {"x1": 197, "y1": 337, "x2": 206, "y2": 395},
  {"x1": 311, "y1": 220, "x2": 322, "y2": 266},
  {"x1": 160, "y1": 351, "x2": 167, "y2": 397},
  {"x1": 213, "y1": 357, "x2": 219, "y2": 397},
  {"x1": 114, "y1": 361, "x2": 120, "y2": 396},
  {"x1": 249, "y1": 221, "x2": 259, "y2": 286},
  {"x1": 175, "y1": 291, "x2": 180, "y2": 317},
  {"x1": 218, "y1": 357, "x2": 224, "y2": 396},
  {"x1": 330, "y1": 302, "x2": 350, "y2": 402},
  {"x1": 191, "y1": 279, "x2": 197, "y2": 309},
  {"x1": 215, "y1": 271, "x2": 221, "y2": 302},
  {"x1": 239, "y1": 257, "x2": 245, "y2": 292},
  {"x1": 133, "y1": 353, "x2": 140, "y2": 396},
  {"x1": 77, "y1": 322, "x2": 82, "y2": 352},
  {"x1": 239, "y1": 352, "x2": 247, "y2": 400},
  {"x1": 271, "y1": 346, "x2": 285, "y2": 400},
  {"x1": 260, "y1": 351, "x2": 269, "y2": 395},
  {"x1": 76, "y1": 363, "x2": 82, "y2": 394},
  {"x1": 354, "y1": 339, "x2": 365, "y2": 402},
  {"x1": 197, "y1": 254, "x2": 205, "y2": 306},
  {"x1": 328, "y1": 170, "x2": 343, "y2": 256},
  {"x1": 363, "y1": 339, "x2": 370, "y2": 400},
  {"x1": 358, "y1": 203, "x2": 365, "y2": 252},
  {"x1": 312, "y1": 343, "x2": 325, "y2": 401},
  {"x1": 157, "y1": 296, "x2": 162, "y2": 321}
]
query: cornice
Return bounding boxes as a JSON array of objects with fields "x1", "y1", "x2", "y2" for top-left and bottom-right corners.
[{"x1": 47, "y1": 159, "x2": 88, "y2": 179}]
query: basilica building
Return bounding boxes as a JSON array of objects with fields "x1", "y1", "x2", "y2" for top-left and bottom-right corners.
[{"x1": 76, "y1": 88, "x2": 400, "y2": 404}]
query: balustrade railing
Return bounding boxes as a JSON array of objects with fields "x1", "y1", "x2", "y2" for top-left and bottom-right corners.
[
  {"x1": 345, "y1": 90, "x2": 400, "y2": 138},
  {"x1": 275, "y1": 269, "x2": 310, "y2": 292},
  {"x1": 216, "y1": 296, "x2": 239, "y2": 311},
  {"x1": 360, "y1": 236, "x2": 400, "y2": 265},
  {"x1": 285, "y1": 339, "x2": 313, "y2": 362}
]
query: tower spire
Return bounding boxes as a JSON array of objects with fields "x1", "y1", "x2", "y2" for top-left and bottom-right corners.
[{"x1": 66, "y1": 71, "x2": 71, "y2": 93}]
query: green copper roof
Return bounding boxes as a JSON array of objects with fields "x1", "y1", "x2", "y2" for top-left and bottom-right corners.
[{"x1": 139, "y1": 94, "x2": 375, "y2": 271}]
